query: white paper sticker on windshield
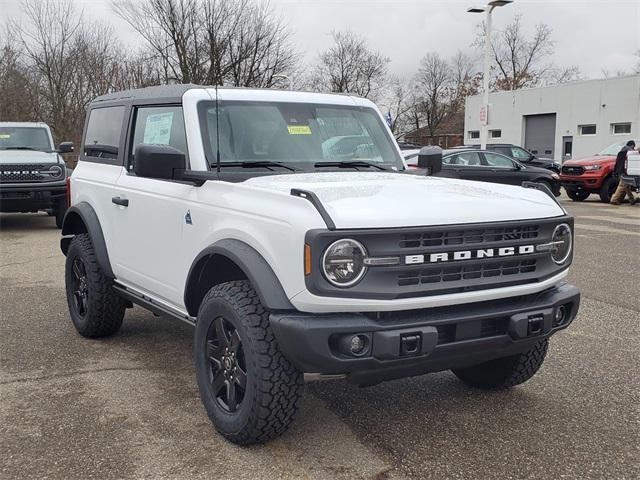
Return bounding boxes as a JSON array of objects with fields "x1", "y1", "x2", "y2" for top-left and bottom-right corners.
[{"x1": 144, "y1": 112, "x2": 174, "y2": 144}]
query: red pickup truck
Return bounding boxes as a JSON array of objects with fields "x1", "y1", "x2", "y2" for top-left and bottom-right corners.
[{"x1": 560, "y1": 142, "x2": 636, "y2": 202}]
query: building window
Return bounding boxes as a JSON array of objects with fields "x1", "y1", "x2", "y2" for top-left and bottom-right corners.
[
  {"x1": 489, "y1": 129, "x2": 502, "y2": 138},
  {"x1": 468, "y1": 130, "x2": 480, "y2": 139},
  {"x1": 579, "y1": 124, "x2": 597, "y2": 136},
  {"x1": 611, "y1": 123, "x2": 631, "y2": 135}
]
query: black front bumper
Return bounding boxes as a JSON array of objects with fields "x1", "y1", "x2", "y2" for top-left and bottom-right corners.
[
  {"x1": 270, "y1": 283, "x2": 580, "y2": 385},
  {"x1": 0, "y1": 183, "x2": 66, "y2": 212}
]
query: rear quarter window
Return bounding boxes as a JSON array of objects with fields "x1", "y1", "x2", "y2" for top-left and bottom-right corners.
[{"x1": 83, "y1": 106, "x2": 126, "y2": 163}]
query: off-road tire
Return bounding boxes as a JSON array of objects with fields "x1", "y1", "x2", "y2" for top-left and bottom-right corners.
[
  {"x1": 599, "y1": 176, "x2": 617, "y2": 203},
  {"x1": 452, "y1": 339, "x2": 548, "y2": 390},
  {"x1": 194, "y1": 280, "x2": 303, "y2": 445},
  {"x1": 65, "y1": 234, "x2": 125, "y2": 338},
  {"x1": 566, "y1": 189, "x2": 590, "y2": 201}
]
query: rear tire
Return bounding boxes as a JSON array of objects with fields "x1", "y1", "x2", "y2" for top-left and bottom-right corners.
[
  {"x1": 566, "y1": 189, "x2": 590, "y2": 201},
  {"x1": 599, "y1": 176, "x2": 617, "y2": 203},
  {"x1": 65, "y1": 234, "x2": 125, "y2": 338},
  {"x1": 194, "y1": 280, "x2": 303, "y2": 445},
  {"x1": 452, "y1": 339, "x2": 548, "y2": 390}
]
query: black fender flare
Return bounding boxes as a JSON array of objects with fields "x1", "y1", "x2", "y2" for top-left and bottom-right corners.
[
  {"x1": 184, "y1": 239, "x2": 293, "y2": 316},
  {"x1": 60, "y1": 202, "x2": 114, "y2": 278}
]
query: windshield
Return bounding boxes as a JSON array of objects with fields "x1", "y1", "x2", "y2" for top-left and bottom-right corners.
[
  {"x1": 199, "y1": 101, "x2": 403, "y2": 170},
  {"x1": 0, "y1": 126, "x2": 52, "y2": 151},
  {"x1": 597, "y1": 142, "x2": 633, "y2": 156}
]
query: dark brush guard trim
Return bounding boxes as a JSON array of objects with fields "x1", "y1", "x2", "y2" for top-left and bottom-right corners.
[{"x1": 290, "y1": 188, "x2": 336, "y2": 230}]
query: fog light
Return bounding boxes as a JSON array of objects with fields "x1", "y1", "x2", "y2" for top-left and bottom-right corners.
[
  {"x1": 350, "y1": 335, "x2": 366, "y2": 354},
  {"x1": 554, "y1": 305, "x2": 567, "y2": 326},
  {"x1": 335, "y1": 333, "x2": 371, "y2": 357}
]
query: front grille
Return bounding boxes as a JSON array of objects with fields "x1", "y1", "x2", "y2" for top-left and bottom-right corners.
[
  {"x1": 305, "y1": 217, "x2": 572, "y2": 300},
  {"x1": 399, "y1": 225, "x2": 539, "y2": 248},
  {"x1": 562, "y1": 166, "x2": 584, "y2": 176},
  {"x1": 398, "y1": 259, "x2": 537, "y2": 286},
  {"x1": 0, "y1": 164, "x2": 60, "y2": 183}
]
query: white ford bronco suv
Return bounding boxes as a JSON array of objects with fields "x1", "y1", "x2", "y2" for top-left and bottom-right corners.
[
  {"x1": 1, "y1": 122, "x2": 74, "y2": 227},
  {"x1": 61, "y1": 85, "x2": 580, "y2": 445}
]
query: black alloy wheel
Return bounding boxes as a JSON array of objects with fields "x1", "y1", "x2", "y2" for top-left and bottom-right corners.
[
  {"x1": 206, "y1": 316, "x2": 248, "y2": 413},
  {"x1": 71, "y1": 257, "x2": 89, "y2": 318}
]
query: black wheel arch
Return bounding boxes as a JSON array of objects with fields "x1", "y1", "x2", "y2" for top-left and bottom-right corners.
[
  {"x1": 184, "y1": 239, "x2": 293, "y2": 316},
  {"x1": 60, "y1": 202, "x2": 114, "y2": 278}
]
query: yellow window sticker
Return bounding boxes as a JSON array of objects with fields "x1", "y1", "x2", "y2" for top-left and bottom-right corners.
[
  {"x1": 287, "y1": 125, "x2": 312, "y2": 135},
  {"x1": 0, "y1": 134, "x2": 10, "y2": 139}
]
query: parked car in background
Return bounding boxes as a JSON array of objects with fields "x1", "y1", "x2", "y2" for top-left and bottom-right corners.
[
  {"x1": 560, "y1": 141, "x2": 638, "y2": 203},
  {"x1": 459, "y1": 144, "x2": 561, "y2": 173},
  {"x1": 396, "y1": 141, "x2": 422, "y2": 150},
  {"x1": 405, "y1": 149, "x2": 561, "y2": 196},
  {"x1": 0, "y1": 122, "x2": 73, "y2": 227}
]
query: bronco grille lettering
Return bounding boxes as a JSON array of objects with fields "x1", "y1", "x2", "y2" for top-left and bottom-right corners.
[{"x1": 404, "y1": 244, "x2": 535, "y2": 265}]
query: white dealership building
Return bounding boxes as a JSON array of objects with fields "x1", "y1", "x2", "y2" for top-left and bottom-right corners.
[{"x1": 464, "y1": 75, "x2": 640, "y2": 162}]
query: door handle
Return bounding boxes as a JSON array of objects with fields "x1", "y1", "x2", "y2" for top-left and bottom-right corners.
[{"x1": 111, "y1": 196, "x2": 129, "y2": 207}]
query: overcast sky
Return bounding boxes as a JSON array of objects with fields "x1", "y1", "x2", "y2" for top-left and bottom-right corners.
[{"x1": 3, "y1": 0, "x2": 639, "y2": 79}]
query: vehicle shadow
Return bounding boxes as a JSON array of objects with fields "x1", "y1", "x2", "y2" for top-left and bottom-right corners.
[{"x1": 0, "y1": 212, "x2": 58, "y2": 231}]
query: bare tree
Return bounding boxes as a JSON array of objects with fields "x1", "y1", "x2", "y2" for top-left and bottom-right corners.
[
  {"x1": 310, "y1": 31, "x2": 389, "y2": 99},
  {"x1": 415, "y1": 52, "x2": 452, "y2": 138},
  {"x1": 476, "y1": 15, "x2": 579, "y2": 90},
  {"x1": 112, "y1": 0, "x2": 298, "y2": 87},
  {"x1": 0, "y1": 27, "x2": 37, "y2": 121}
]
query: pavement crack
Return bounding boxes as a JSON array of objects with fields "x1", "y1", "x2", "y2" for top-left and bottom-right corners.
[{"x1": 0, "y1": 366, "x2": 153, "y2": 385}]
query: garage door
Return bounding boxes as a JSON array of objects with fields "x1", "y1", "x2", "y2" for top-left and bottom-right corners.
[{"x1": 525, "y1": 114, "x2": 556, "y2": 158}]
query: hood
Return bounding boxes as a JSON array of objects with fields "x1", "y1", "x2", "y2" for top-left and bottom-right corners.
[
  {"x1": 244, "y1": 172, "x2": 564, "y2": 229},
  {"x1": 0, "y1": 149, "x2": 60, "y2": 165},
  {"x1": 563, "y1": 154, "x2": 614, "y2": 166}
]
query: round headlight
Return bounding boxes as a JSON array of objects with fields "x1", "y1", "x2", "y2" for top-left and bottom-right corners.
[
  {"x1": 322, "y1": 239, "x2": 367, "y2": 287},
  {"x1": 550, "y1": 223, "x2": 572, "y2": 264},
  {"x1": 48, "y1": 165, "x2": 63, "y2": 177}
]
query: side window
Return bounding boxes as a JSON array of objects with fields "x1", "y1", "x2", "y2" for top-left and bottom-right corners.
[
  {"x1": 495, "y1": 147, "x2": 512, "y2": 157},
  {"x1": 511, "y1": 147, "x2": 531, "y2": 159},
  {"x1": 454, "y1": 152, "x2": 481, "y2": 166},
  {"x1": 484, "y1": 152, "x2": 515, "y2": 168},
  {"x1": 129, "y1": 106, "x2": 188, "y2": 170},
  {"x1": 442, "y1": 155, "x2": 456, "y2": 165},
  {"x1": 84, "y1": 106, "x2": 125, "y2": 160}
]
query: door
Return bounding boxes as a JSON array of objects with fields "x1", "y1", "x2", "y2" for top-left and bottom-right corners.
[
  {"x1": 524, "y1": 114, "x2": 556, "y2": 158},
  {"x1": 111, "y1": 105, "x2": 194, "y2": 307},
  {"x1": 562, "y1": 136, "x2": 573, "y2": 161},
  {"x1": 445, "y1": 151, "x2": 488, "y2": 182},
  {"x1": 482, "y1": 152, "x2": 523, "y2": 186}
]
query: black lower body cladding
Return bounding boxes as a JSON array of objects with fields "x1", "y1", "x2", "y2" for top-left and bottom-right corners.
[{"x1": 269, "y1": 283, "x2": 580, "y2": 385}]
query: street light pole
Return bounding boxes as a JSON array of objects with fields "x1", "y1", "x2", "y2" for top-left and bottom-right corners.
[
  {"x1": 481, "y1": 6, "x2": 493, "y2": 150},
  {"x1": 467, "y1": 1, "x2": 513, "y2": 150}
]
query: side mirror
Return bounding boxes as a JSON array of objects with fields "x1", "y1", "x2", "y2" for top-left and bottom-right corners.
[
  {"x1": 417, "y1": 146, "x2": 443, "y2": 176},
  {"x1": 57, "y1": 142, "x2": 74, "y2": 153},
  {"x1": 513, "y1": 162, "x2": 522, "y2": 170},
  {"x1": 133, "y1": 144, "x2": 186, "y2": 180}
]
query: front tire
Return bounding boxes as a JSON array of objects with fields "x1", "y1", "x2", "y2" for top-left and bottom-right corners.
[
  {"x1": 194, "y1": 280, "x2": 303, "y2": 445},
  {"x1": 566, "y1": 189, "x2": 590, "y2": 201},
  {"x1": 452, "y1": 339, "x2": 548, "y2": 390},
  {"x1": 599, "y1": 176, "x2": 617, "y2": 203},
  {"x1": 65, "y1": 234, "x2": 126, "y2": 338}
]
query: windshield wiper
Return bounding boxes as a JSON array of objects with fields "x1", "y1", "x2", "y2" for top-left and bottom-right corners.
[
  {"x1": 2, "y1": 146, "x2": 39, "y2": 151},
  {"x1": 217, "y1": 161, "x2": 299, "y2": 172},
  {"x1": 314, "y1": 161, "x2": 387, "y2": 171}
]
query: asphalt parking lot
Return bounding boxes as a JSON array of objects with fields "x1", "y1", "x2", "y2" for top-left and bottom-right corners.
[{"x1": 1, "y1": 194, "x2": 638, "y2": 480}]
